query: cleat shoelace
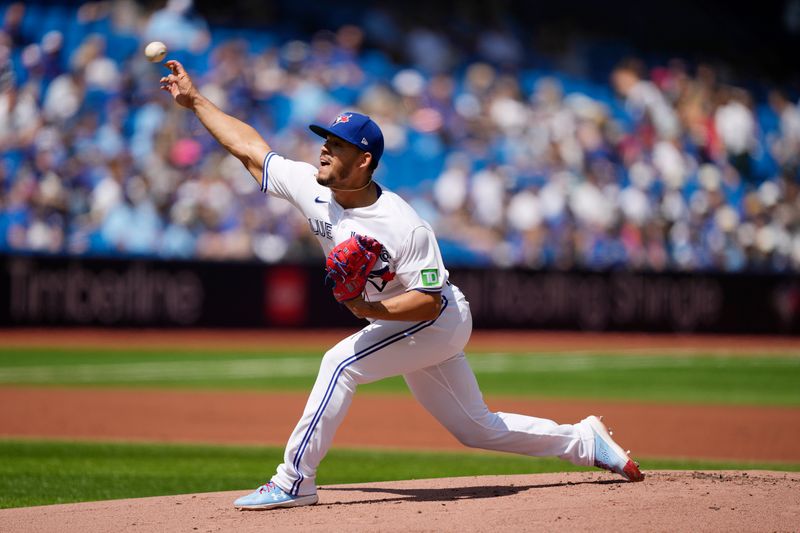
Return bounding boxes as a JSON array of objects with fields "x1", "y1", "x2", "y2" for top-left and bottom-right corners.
[{"x1": 257, "y1": 482, "x2": 276, "y2": 495}]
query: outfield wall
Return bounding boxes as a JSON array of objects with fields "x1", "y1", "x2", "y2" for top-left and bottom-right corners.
[{"x1": 1, "y1": 255, "x2": 797, "y2": 334}]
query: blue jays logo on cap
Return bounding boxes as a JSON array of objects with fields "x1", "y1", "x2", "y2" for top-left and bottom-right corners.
[
  {"x1": 331, "y1": 113, "x2": 352, "y2": 126},
  {"x1": 309, "y1": 111, "x2": 385, "y2": 166}
]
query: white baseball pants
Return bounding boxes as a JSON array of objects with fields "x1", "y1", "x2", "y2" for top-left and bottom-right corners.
[{"x1": 271, "y1": 283, "x2": 595, "y2": 496}]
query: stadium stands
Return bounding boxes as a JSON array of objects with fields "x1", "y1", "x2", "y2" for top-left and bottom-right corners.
[{"x1": 0, "y1": 1, "x2": 798, "y2": 272}]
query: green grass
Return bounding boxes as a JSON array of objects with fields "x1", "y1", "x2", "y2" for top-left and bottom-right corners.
[
  {"x1": 1, "y1": 439, "x2": 798, "y2": 509},
  {"x1": 1, "y1": 347, "x2": 799, "y2": 406}
]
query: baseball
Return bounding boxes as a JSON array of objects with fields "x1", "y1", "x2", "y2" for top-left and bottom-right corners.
[{"x1": 144, "y1": 41, "x2": 167, "y2": 62}]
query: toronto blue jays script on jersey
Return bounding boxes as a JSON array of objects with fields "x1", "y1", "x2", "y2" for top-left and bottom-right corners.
[{"x1": 257, "y1": 150, "x2": 601, "y2": 498}]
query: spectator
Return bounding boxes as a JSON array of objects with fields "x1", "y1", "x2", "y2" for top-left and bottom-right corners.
[
  {"x1": 0, "y1": 3, "x2": 798, "y2": 274},
  {"x1": 143, "y1": 0, "x2": 210, "y2": 54}
]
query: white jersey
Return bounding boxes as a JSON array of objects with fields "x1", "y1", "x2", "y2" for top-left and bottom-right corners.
[
  {"x1": 255, "y1": 155, "x2": 603, "y2": 502},
  {"x1": 261, "y1": 152, "x2": 448, "y2": 301}
]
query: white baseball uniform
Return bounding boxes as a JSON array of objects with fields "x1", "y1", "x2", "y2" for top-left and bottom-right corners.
[{"x1": 261, "y1": 152, "x2": 597, "y2": 496}]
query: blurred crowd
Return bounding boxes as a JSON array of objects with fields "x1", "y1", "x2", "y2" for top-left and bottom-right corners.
[{"x1": 1, "y1": 0, "x2": 799, "y2": 272}]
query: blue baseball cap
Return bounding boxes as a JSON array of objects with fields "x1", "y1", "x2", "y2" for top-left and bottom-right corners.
[{"x1": 309, "y1": 112, "x2": 384, "y2": 166}]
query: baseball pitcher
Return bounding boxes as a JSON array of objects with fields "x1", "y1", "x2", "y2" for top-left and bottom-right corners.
[{"x1": 160, "y1": 60, "x2": 643, "y2": 511}]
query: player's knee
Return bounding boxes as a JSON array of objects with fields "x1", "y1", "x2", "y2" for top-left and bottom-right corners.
[
  {"x1": 451, "y1": 425, "x2": 495, "y2": 449},
  {"x1": 453, "y1": 431, "x2": 488, "y2": 449},
  {"x1": 450, "y1": 414, "x2": 499, "y2": 449},
  {"x1": 320, "y1": 348, "x2": 348, "y2": 374},
  {"x1": 319, "y1": 347, "x2": 365, "y2": 386}
]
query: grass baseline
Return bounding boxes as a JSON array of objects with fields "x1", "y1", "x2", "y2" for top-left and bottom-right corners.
[
  {"x1": 1, "y1": 348, "x2": 799, "y2": 406},
  {"x1": 1, "y1": 438, "x2": 798, "y2": 509}
]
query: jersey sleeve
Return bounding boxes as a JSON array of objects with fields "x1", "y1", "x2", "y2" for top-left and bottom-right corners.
[
  {"x1": 261, "y1": 151, "x2": 318, "y2": 204},
  {"x1": 395, "y1": 226, "x2": 446, "y2": 293}
]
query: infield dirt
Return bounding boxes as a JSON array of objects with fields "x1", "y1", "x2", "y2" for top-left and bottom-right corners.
[
  {"x1": 1, "y1": 471, "x2": 797, "y2": 532},
  {"x1": 2, "y1": 329, "x2": 799, "y2": 461},
  {"x1": 2, "y1": 387, "x2": 800, "y2": 462},
  {"x1": 3, "y1": 329, "x2": 800, "y2": 462}
]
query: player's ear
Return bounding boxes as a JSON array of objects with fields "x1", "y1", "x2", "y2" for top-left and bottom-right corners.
[
  {"x1": 359, "y1": 151, "x2": 373, "y2": 172},
  {"x1": 358, "y1": 152, "x2": 377, "y2": 172}
]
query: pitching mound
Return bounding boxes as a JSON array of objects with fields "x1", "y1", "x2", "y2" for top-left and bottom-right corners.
[{"x1": 2, "y1": 471, "x2": 798, "y2": 532}]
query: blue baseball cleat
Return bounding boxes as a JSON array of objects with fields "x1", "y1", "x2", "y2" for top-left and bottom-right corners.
[
  {"x1": 233, "y1": 482, "x2": 319, "y2": 510},
  {"x1": 585, "y1": 415, "x2": 645, "y2": 482}
]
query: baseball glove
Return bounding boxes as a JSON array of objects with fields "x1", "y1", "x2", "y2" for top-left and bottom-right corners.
[{"x1": 325, "y1": 234, "x2": 383, "y2": 302}]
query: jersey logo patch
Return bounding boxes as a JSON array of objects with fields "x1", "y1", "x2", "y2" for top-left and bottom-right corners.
[
  {"x1": 367, "y1": 266, "x2": 395, "y2": 292},
  {"x1": 314, "y1": 196, "x2": 328, "y2": 203},
  {"x1": 421, "y1": 269, "x2": 440, "y2": 287}
]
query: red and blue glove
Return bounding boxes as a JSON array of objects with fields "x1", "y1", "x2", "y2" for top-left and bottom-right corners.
[{"x1": 325, "y1": 235, "x2": 383, "y2": 302}]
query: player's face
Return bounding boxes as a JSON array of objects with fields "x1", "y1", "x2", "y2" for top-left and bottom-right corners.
[{"x1": 316, "y1": 135, "x2": 366, "y2": 188}]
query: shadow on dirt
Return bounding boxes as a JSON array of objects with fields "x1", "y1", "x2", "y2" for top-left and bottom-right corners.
[{"x1": 319, "y1": 478, "x2": 624, "y2": 505}]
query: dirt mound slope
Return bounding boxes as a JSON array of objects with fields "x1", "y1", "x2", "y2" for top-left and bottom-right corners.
[{"x1": 1, "y1": 471, "x2": 797, "y2": 532}]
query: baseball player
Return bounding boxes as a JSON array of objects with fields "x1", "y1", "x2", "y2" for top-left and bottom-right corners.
[{"x1": 160, "y1": 60, "x2": 644, "y2": 511}]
